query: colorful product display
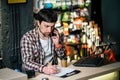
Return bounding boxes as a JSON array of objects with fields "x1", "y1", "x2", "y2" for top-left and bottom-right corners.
[{"x1": 32, "y1": 0, "x2": 107, "y2": 61}]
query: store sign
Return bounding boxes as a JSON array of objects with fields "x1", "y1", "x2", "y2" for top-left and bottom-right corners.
[{"x1": 8, "y1": 0, "x2": 27, "y2": 4}]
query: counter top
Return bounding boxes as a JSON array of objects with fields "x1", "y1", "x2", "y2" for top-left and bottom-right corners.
[
  {"x1": 29, "y1": 61, "x2": 120, "y2": 80},
  {"x1": 0, "y1": 68, "x2": 27, "y2": 80}
]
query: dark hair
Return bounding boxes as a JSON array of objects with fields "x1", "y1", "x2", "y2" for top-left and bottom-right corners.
[{"x1": 34, "y1": 9, "x2": 58, "y2": 23}]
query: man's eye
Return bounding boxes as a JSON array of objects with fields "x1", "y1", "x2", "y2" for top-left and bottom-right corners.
[{"x1": 46, "y1": 26, "x2": 50, "y2": 27}]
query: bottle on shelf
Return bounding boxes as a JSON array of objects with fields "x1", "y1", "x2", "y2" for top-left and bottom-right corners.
[{"x1": 63, "y1": 22, "x2": 69, "y2": 36}]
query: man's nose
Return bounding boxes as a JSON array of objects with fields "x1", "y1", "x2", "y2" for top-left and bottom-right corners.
[{"x1": 47, "y1": 28, "x2": 52, "y2": 32}]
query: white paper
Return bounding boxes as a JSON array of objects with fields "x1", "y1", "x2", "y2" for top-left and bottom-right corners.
[{"x1": 51, "y1": 67, "x2": 75, "y2": 77}]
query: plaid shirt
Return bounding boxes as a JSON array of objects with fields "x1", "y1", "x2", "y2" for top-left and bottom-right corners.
[{"x1": 20, "y1": 27, "x2": 66, "y2": 72}]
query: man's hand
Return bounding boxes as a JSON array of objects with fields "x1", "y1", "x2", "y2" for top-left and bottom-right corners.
[
  {"x1": 42, "y1": 65, "x2": 59, "y2": 75},
  {"x1": 51, "y1": 28, "x2": 60, "y2": 46}
]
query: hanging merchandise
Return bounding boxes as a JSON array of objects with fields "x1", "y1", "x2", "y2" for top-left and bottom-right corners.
[
  {"x1": 44, "y1": 0, "x2": 53, "y2": 9},
  {"x1": 33, "y1": 0, "x2": 44, "y2": 12},
  {"x1": 65, "y1": 0, "x2": 72, "y2": 10},
  {"x1": 56, "y1": 0, "x2": 62, "y2": 10},
  {"x1": 94, "y1": 24, "x2": 99, "y2": 36},
  {"x1": 55, "y1": 13, "x2": 62, "y2": 28},
  {"x1": 39, "y1": 0, "x2": 44, "y2": 9},
  {"x1": 61, "y1": 12, "x2": 70, "y2": 22},
  {"x1": 52, "y1": 0, "x2": 58, "y2": 10},
  {"x1": 63, "y1": 22, "x2": 69, "y2": 36},
  {"x1": 79, "y1": 0, "x2": 85, "y2": 9},
  {"x1": 72, "y1": 0, "x2": 78, "y2": 6},
  {"x1": 61, "y1": 0, "x2": 67, "y2": 11},
  {"x1": 74, "y1": 18, "x2": 82, "y2": 30},
  {"x1": 85, "y1": 0, "x2": 91, "y2": 7}
]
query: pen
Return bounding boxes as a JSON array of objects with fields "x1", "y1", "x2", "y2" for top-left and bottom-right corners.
[
  {"x1": 47, "y1": 61, "x2": 51, "y2": 65},
  {"x1": 45, "y1": 58, "x2": 53, "y2": 66}
]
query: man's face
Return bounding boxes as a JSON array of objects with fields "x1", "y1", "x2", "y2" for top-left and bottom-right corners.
[{"x1": 38, "y1": 21, "x2": 55, "y2": 37}]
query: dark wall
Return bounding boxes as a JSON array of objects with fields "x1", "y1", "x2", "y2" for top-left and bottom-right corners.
[
  {"x1": 102, "y1": 0, "x2": 120, "y2": 60},
  {"x1": 91, "y1": 0, "x2": 103, "y2": 29},
  {"x1": 1, "y1": 0, "x2": 33, "y2": 69},
  {"x1": 90, "y1": 0, "x2": 103, "y2": 42},
  {"x1": 91, "y1": 0, "x2": 120, "y2": 61}
]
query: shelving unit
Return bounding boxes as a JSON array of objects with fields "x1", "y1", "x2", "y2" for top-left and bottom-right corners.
[{"x1": 33, "y1": 0, "x2": 102, "y2": 61}]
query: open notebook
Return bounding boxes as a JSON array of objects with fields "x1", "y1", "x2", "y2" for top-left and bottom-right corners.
[{"x1": 73, "y1": 57, "x2": 104, "y2": 67}]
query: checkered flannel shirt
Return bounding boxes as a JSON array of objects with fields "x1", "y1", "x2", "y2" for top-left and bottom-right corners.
[{"x1": 20, "y1": 27, "x2": 66, "y2": 72}]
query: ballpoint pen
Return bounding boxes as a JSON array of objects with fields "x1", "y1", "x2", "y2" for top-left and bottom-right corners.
[{"x1": 45, "y1": 57, "x2": 53, "y2": 66}]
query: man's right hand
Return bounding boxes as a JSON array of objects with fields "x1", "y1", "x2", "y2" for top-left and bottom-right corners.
[{"x1": 42, "y1": 65, "x2": 59, "y2": 75}]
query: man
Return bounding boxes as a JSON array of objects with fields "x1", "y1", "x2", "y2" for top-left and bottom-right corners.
[{"x1": 20, "y1": 9, "x2": 66, "y2": 75}]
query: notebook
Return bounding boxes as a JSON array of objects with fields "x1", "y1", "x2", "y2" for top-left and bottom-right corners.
[{"x1": 73, "y1": 57, "x2": 104, "y2": 67}]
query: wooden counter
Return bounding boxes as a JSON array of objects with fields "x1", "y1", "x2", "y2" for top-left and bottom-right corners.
[
  {"x1": 29, "y1": 62, "x2": 120, "y2": 80},
  {"x1": 0, "y1": 68, "x2": 27, "y2": 80}
]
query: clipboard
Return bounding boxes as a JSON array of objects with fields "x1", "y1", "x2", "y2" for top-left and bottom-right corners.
[
  {"x1": 60, "y1": 70, "x2": 80, "y2": 78},
  {"x1": 51, "y1": 67, "x2": 81, "y2": 78}
]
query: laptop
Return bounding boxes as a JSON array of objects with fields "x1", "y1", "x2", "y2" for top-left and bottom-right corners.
[{"x1": 73, "y1": 57, "x2": 104, "y2": 67}]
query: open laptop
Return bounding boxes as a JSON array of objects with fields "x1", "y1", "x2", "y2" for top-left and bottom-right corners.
[{"x1": 73, "y1": 56, "x2": 104, "y2": 67}]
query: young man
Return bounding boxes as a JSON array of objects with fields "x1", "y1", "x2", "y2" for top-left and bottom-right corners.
[{"x1": 20, "y1": 9, "x2": 66, "y2": 75}]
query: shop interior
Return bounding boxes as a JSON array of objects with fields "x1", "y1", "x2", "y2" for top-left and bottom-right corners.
[{"x1": 0, "y1": 0, "x2": 120, "y2": 80}]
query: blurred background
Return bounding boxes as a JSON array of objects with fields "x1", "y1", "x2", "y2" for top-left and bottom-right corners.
[{"x1": 0, "y1": 0, "x2": 120, "y2": 70}]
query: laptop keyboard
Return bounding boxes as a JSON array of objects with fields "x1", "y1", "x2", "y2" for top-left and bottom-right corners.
[{"x1": 73, "y1": 57, "x2": 104, "y2": 67}]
